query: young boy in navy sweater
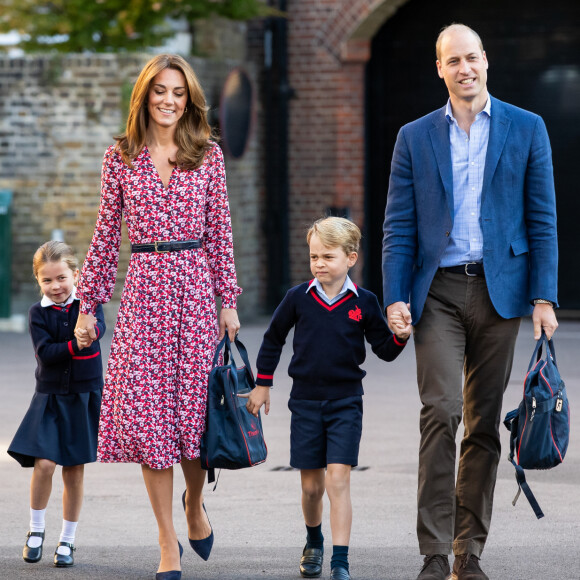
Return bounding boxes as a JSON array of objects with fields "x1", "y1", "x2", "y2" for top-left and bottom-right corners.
[{"x1": 246, "y1": 217, "x2": 410, "y2": 580}]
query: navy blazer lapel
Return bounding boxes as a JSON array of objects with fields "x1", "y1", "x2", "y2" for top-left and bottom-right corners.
[
  {"x1": 482, "y1": 97, "x2": 511, "y2": 202},
  {"x1": 429, "y1": 107, "x2": 454, "y2": 216}
]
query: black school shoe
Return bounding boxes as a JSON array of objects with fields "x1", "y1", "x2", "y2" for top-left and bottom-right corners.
[
  {"x1": 300, "y1": 545, "x2": 324, "y2": 578},
  {"x1": 54, "y1": 542, "x2": 75, "y2": 567},
  {"x1": 330, "y1": 566, "x2": 351, "y2": 579},
  {"x1": 23, "y1": 531, "x2": 45, "y2": 563}
]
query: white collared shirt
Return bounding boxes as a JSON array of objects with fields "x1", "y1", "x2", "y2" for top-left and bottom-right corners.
[
  {"x1": 40, "y1": 286, "x2": 77, "y2": 308},
  {"x1": 306, "y1": 275, "x2": 358, "y2": 305}
]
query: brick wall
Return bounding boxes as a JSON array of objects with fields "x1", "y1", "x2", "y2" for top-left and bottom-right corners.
[
  {"x1": 283, "y1": 0, "x2": 407, "y2": 285},
  {"x1": 0, "y1": 0, "x2": 412, "y2": 322},
  {"x1": 0, "y1": 49, "x2": 263, "y2": 323}
]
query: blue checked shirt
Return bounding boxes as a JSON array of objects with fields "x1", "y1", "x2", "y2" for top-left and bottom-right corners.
[{"x1": 439, "y1": 98, "x2": 491, "y2": 267}]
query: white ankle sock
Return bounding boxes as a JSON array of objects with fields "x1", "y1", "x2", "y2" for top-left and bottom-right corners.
[
  {"x1": 57, "y1": 520, "x2": 78, "y2": 554},
  {"x1": 27, "y1": 508, "x2": 46, "y2": 548},
  {"x1": 30, "y1": 508, "x2": 46, "y2": 532}
]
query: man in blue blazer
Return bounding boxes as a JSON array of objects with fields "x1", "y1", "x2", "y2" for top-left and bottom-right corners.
[{"x1": 382, "y1": 24, "x2": 558, "y2": 580}]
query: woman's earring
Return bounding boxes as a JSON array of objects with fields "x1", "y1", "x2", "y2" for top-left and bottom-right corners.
[{"x1": 185, "y1": 106, "x2": 188, "y2": 112}]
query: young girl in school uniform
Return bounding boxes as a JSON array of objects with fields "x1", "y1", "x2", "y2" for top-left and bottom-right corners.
[{"x1": 8, "y1": 241, "x2": 106, "y2": 568}]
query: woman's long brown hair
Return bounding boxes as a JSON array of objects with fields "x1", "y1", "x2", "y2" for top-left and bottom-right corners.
[{"x1": 115, "y1": 54, "x2": 216, "y2": 170}]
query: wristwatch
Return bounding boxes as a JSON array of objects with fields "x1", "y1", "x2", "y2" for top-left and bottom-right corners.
[{"x1": 533, "y1": 299, "x2": 553, "y2": 306}]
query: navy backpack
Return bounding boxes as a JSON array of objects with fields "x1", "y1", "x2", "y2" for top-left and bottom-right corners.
[
  {"x1": 503, "y1": 331, "x2": 570, "y2": 518},
  {"x1": 200, "y1": 335, "x2": 267, "y2": 485}
]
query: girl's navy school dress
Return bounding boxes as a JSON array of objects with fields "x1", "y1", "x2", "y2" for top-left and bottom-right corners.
[{"x1": 8, "y1": 289, "x2": 106, "y2": 467}]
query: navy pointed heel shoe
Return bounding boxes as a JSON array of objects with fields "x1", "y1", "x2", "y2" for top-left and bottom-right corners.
[
  {"x1": 182, "y1": 490, "x2": 214, "y2": 561},
  {"x1": 155, "y1": 541, "x2": 183, "y2": 580}
]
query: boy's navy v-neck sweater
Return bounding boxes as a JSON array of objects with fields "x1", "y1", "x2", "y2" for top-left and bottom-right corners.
[{"x1": 256, "y1": 281, "x2": 406, "y2": 400}]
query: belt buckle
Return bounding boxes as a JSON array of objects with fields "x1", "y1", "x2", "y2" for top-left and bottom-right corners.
[
  {"x1": 154, "y1": 241, "x2": 169, "y2": 253},
  {"x1": 464, "y1": 262, "x2": 477, "y2": 277}
]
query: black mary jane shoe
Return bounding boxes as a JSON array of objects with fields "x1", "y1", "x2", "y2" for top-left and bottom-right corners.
[
  {"x1": 53, "y1": 542, "x2": 75, "y2": 567},
  {"x1": 182, "y1": 490, "x2": 214, "y2": 561},
  {"x1": 330, "y1": 566, "x2": 351, "y2": 580},
  {"x1": 155, "y1": 541, "x2": 183, "y2": 580},
  {"x1": 300, "y1": 545, "x2": 324, "y2": 578},
  {"x1": 23, "y1": 531, "x2": 45, "y2": 563}
]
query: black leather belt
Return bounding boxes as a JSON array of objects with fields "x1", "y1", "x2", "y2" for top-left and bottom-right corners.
[
  {"x1": 440, "y1": 262, "x2": 484, "y2": 277},
  {"x1": 131, "y1": 239, "x2": 202, "y2": 253}
]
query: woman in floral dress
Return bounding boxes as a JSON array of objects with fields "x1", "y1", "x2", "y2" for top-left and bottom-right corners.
[{"x1": 75, "y1": 54, "x2": 241, "y2": 579}]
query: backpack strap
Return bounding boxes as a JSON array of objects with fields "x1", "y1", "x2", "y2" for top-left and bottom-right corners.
[
  {"x1": 533, "y1": 330, "x2": 558, "y2": 367},
  {"x1": 232, "y1": 338, "x2": 254, "y2": 377},
  {"x1": 528, "y1": 332, "x2": 546, "y2": 370},
  {"x1": 504, "y1": 408, "x2": 545, "y2": 519},
  {"x1": 212, "y1": 335, "x2": 229, "y2": 367},
  {"x1": 509, "y1": 459, "x2": 544, "y2": 519},
  {"x1": 213, "y1": 334, "x2": 253, "y2": 369},
  {"x1": 538, "y1": 329, "x2": 558, "y2": 365},
  {"x1": 222, "y1": 336, "x2": 253, "y2": 372}
]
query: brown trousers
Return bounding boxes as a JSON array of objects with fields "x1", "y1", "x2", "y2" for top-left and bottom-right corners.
[{"x1": 414, "y1": 270, "x2": 521, "y2": 557}]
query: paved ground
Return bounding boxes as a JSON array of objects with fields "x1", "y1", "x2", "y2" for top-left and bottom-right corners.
[{"x1": 0, "y1": 316, "x2": 579, "y2": 579}]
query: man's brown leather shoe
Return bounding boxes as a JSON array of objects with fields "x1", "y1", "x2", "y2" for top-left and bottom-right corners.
[
  {"x1": 452, "y1": 554, "x2": 489, "y2": 580},
  {"x1": 417, "y1": 554, "x2": 450, "y2": 579}
]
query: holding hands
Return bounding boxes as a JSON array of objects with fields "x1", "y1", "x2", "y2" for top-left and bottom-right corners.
[
  {"x1": 241, "y1": 301, "x2": 414, "y2": 420},
  {"x1": 75, "y1": 329, "x2": 93, "y2": 350},
  {"x1": 388, "y1": 301, "x2": 412, "y2": 342},
  {"x1": 74, "y1": 312, "x2": 98, "y2": 350}
]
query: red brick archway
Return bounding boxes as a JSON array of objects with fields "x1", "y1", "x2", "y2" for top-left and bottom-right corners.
[{"x1": 286, "y1": 0, "x2": 410, "y2": 283}]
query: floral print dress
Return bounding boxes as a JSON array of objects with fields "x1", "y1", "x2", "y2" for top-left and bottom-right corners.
[{"x1": 77, "y1": 143, "x2": 241, "y2": 469}]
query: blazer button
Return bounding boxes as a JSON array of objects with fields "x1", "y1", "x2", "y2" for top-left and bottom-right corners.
[{"x1": 445, "y1": 231, "x2": 450, "y2": 237}]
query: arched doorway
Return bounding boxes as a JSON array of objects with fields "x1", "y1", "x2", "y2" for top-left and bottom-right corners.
[{"x1": 365, "y1": 0, "x2": 580, "y2": 309}]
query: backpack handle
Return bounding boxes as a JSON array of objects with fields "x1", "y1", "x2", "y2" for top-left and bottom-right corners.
[
  {"x1": 528, "y1": 329, "x2": 557, "y2": 371},
  {"x1": 212, "y1": 335, "x2": 254, "y2": 381}
]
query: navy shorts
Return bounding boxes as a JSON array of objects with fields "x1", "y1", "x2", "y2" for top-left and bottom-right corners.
[{"x1": 288, "y1": 395, "x2": 363, "y2": 469}]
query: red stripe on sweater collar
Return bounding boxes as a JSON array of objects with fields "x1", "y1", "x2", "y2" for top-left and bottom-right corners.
[
  {"x1": 51, "y1": 303, "x2": 72, "y2": 311},
  {"x1": 308, "y1": 286, "x2": 355, "y2": 311}
]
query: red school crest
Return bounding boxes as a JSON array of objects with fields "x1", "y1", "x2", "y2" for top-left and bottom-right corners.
[{"x1": 348, "y1": 305, "x2": 362, "y2": 321}]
